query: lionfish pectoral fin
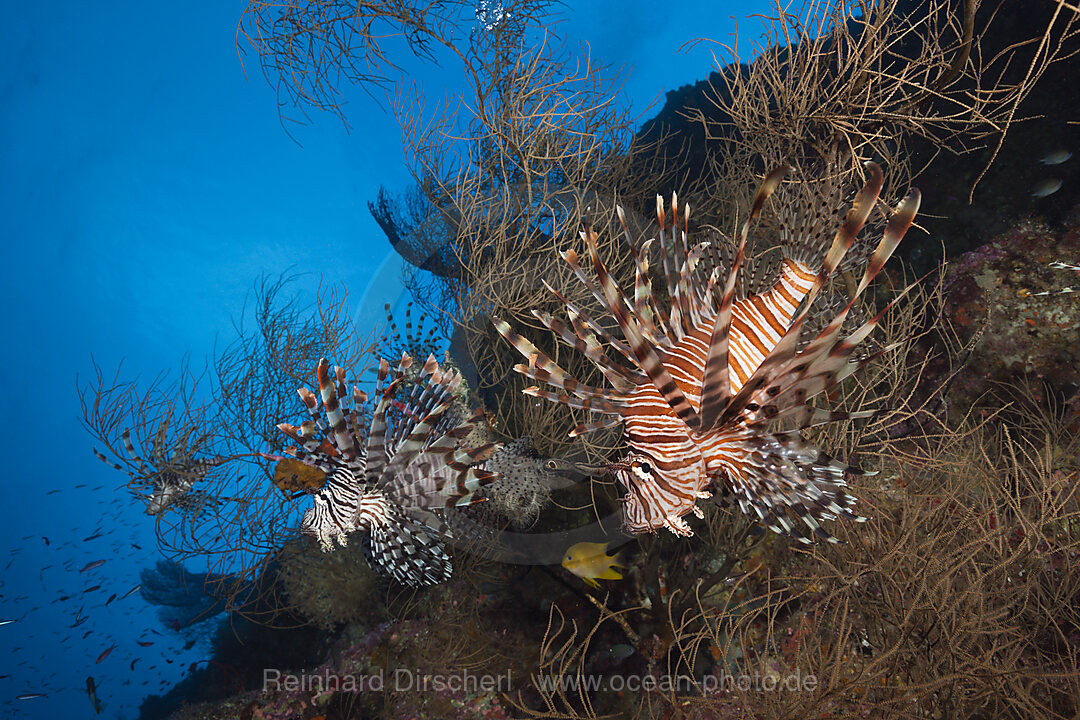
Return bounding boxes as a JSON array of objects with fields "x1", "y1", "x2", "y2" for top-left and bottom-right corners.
[
  {"x1": 853, "y1": 188, "x2": 921, "y2": 299},
  {"x1": 813, "y1": 162, "x2": 884, "y2": 300},
  {"x1": 729, "y1": 430, "x2": 868, "y2": 545},
  {"x1": 662, "y1": 515, "x2": 695, "y2": 537}
]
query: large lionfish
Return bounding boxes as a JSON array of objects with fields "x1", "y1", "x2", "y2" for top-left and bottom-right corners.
[
  {"x1": 274, "y1": 354, "x2": 498, "y2": 586},
  {"x1": 495, "y1": 163, "x2": 920, "y2": 542}
]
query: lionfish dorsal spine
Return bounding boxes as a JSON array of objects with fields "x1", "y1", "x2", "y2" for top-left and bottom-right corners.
[
  {"x1": 581, "y1": 218, "x2": 702, "y2": 430},
  {"x1": 698, "y1": 166, "x2": 790, "y2": 431},
  {"x1": 530, "y1": 309, "x2": 633, "y2": 393},
  {"x1": 316, "y1": 359, "x2": 358, "y2": 461},
  {"x1": 492, "y1": 319, "x2": 627, "y2": 416},
  {"x1": 363, "y1": 378, "x2": 400, "y2": 483},
  {"x1": 377, "y1": 401, "x2": 454, "y2": 483},
  {"x1": 543, "y1": 279, "x2": 637, "y2": 365}
]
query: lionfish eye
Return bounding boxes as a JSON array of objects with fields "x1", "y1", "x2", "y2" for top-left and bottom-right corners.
[{"x1": 638, "y1": 461, "x2": 652, "y2": 474}]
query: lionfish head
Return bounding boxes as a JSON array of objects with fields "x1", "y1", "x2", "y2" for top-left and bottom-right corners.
[{"x1": 609, "y1": 444, "x2": 710, "y2": 537}]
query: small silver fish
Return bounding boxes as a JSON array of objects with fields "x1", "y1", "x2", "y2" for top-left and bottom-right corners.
[
  {"x1": 1040, "y1": 150, "x2": 1072, "y2": 165},
  {"x1": 16, "y1": 693, "x2": 47, "y2": 700},
  {"x1": 0, "y1": 619, "x2": 17, "y2": 626},
  {"x1": 119, "y1": 584, "x2": 142, "y2": 600},
  {"x1": 1032, "y1": 178, "x2": 1063, "y2": 198}
]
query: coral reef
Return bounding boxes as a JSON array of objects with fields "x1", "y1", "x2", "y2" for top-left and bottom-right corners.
[
  {"x1": 77, "y1": 3, "x2": 1080, "y2": 719},
  {"x1": 276, "y1": 538, "x2": 384, "y2": 630},
  {"x1": 139, "y1": 560, "x2": 227, "y2": 630},
  {"x1": 942, "y1": 214, "x2": 1080, "y2": 428}
]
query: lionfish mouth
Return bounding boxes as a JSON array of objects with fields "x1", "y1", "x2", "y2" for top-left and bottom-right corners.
[{"x1": 604, "y1": 459, "x2": 633, "y2": 474}]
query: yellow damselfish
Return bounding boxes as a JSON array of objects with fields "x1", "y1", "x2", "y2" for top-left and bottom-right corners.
[{"x1": 562, "y1": 541, "x2": 625, "y2": 589}]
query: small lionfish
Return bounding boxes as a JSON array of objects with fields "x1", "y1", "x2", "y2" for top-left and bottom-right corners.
[
  {"x1": 276, "y1": 355, "x2": 498, "y2": 586},
  {"x1": 496, "y1": 163, "x2": 920, "y2": 542},
  {"x1": 93, "y1": 426, "x2": 228, "y2": 516}
]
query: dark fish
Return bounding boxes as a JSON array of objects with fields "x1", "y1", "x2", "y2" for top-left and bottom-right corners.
[
  {"x1": 1033, "y1": 178, "x2": 1063, "y2": 198},
  {"x1": 105, "y1": 594, "x2": 117, "y2": 606},
  {"x1": 85, "y1": 676, "x2": 102, "y2": 714},
  {"x1": 41, "y1": 536, "x2": 50, "y2": 545},
  {"x1": 95, "y1": 644, "x2": 117, "y2": 664},
  {"x1": 84, "y1": 585, "x2": 102, "y2": 593},
  {"x1": 1040, "y1": 149, "x2": 1072, "y2": 165},
  {"x1": 82, "y1": 630, "x2": 93, "y2": 639},
  {"x1": 79, "y1": 560, "x2": 106, "y2": 573},
  {"x1": 130, "y1": 659, "x2": 138, "y2": 670},
  {"x1": 83, "y1": 532, "x2": 103, "y2": 542},
  {"x1": 46, "y1": 490, "x2": 60, "y2": 495},
  {"x1": 136, "y1": 640, "x2": 153, "y2": 647},
  {"x1": 119, "y1": 584, "x2": 141, "y2": 600}
]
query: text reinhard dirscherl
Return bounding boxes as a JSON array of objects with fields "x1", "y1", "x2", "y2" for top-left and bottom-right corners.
[{"x1": 262, "y1": 668, "x2": 818, "y2": 694}]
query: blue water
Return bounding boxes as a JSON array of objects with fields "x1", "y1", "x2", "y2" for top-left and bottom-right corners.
[{"x1": 0, "y1": 1, "x2": 758, "y2": 716}]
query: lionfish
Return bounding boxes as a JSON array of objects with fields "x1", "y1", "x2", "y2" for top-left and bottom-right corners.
[
  {"x1": 93, "y1": 427, "x2": 229, "y2": 516},
  {"x1": 495, "y1": 163, "x2": 920, "y2": 542},
  {"x1": 274, "y1": 355, "x2": 498, "y2": 586}
]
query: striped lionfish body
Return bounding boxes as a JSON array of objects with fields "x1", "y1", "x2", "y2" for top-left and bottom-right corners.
[
  {"x1": 275, "y1": 354, "x2": 498, "y2": 586},
  {"x1": 495, "y1": 163, "x2": 921, "y2": 542}
]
